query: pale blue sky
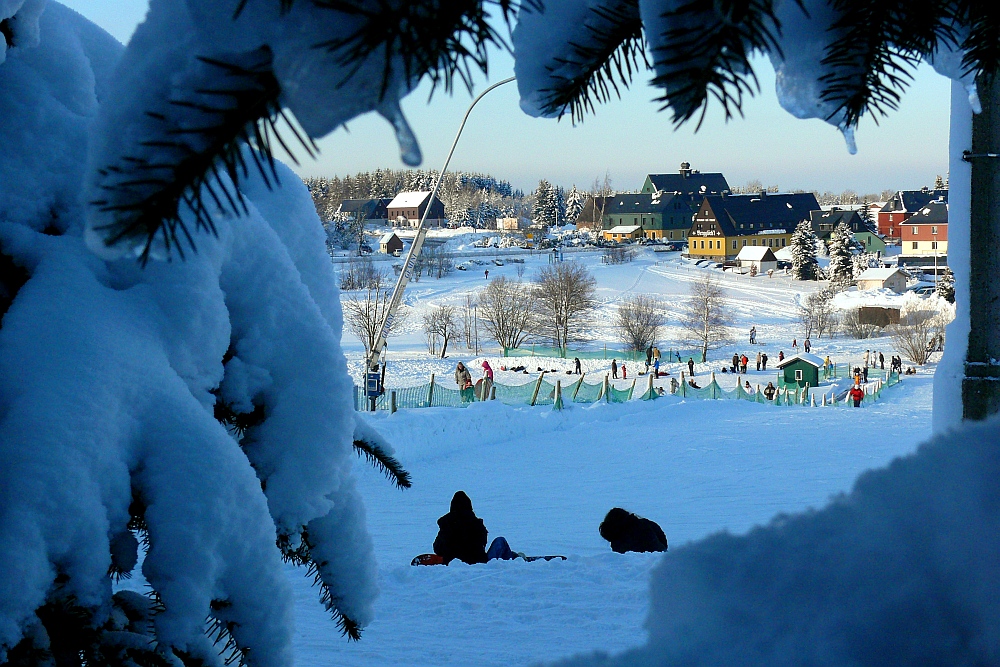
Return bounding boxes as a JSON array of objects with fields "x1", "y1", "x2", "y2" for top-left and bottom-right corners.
[{"x1": 66, "y1": 0, "x2": 952, "y2": 195}]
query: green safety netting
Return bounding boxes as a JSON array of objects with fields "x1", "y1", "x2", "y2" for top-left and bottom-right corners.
[
  {"x1": 573, "y1": 380, "x2": 604, "y2": 403},
  {"x1": 354, "y1": 370, "x2": 903, "y2": 412}
]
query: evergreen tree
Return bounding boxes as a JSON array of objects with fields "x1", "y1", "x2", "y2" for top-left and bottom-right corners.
[
  {"x1": 827, "y1": 222, "x2": 856, "y2": 288},
  {"x1": 790, "y1": 221, "x2": 819, "y2": 281},
  {"x1": 937, "y1": 268, "x2": 956, "y2": 303},
  {"x1": 565, "y1": 185, "x2": 585, "y2": 223},
  {"x1": 852, "y1": 251, "x2": 881, "y2": 278},
  {"x1": 532, "y1": 179, "x2": 557, "y2": 227}
]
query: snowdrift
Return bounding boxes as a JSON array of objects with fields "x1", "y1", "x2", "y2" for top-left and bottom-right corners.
[{"x1": 553, "y1": 415, "x2": 1000, "y2": 666}]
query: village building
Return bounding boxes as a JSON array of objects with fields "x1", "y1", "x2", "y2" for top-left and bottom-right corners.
[
  {"x1": 602, "y1": 225, "x2": 643, "y2": 242},
  {"x1": 809, "y1": 208, "x2": 886, "y2": 254},
  {"x1": 497, "y1": 216, "x2": 530, "y2": 231},
  {"x1": 379, "y1": 232, "x2": 403, "y2": 255},
  {"x1": 776, "y1": 353, "x2": 822, "y2": 388},
  {"x1": 877, "y1": 188, "x2": 948, "y2": 240},
  {"x1": 898, "y1": 200, "x2": 948, "y2": 270},
  {"x1": 386, "y1": 191, "x2": 446, "y2": 228},
  {"x1": 686, "y1": 192, "x2": 820, "y2": 262},
  {"x1": 856, "y1": 267, "x2": 907, "y2": 293},
  {"x1": 574, "y1": 195, "x2": 609, "y2": 230},
  {"x1": 597, "y1": 163, "x2": 731, "y2": 241},
  {"x1": 337, "y1": 197, "x2": 391, "y2": 222},
  {"x1": 735, "y1": 246, "x2": 778, "y2": 273}
]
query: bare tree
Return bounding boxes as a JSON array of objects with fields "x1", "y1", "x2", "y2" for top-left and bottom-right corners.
[
  {"x1": 842, "y1": 309, "x2": 882, "y2": 339},
  {"x1": 680, "y1": 274, "x2": 731, "y2": 362},
  {"x1": 615, "y1": 294, "x2": 666, "y2": 351},
  {"x1": 478, "y1": 276, "x2": 536, "y2": 350},
  {"x1": 798, "y1": 287, "x2": 839, "y2": 339},
  {"x1": 533, "y1": 262, "x2": 598, "y2": 350},
  {"x1": 890, "y1": 310, "x2": 948, "y2": 365},
  {"x1": 339, "y1": 257, "x2": 385, "y2": 291},
  {"x1": 342, "y1": 286, "x2": 407, "y2": 357},
  {"x1": 422, "y1": 305, "x2": 460, "y2": 358}
]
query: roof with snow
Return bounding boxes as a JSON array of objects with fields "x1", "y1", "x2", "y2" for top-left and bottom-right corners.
[
  {"x1": 736, "y1": 246, "x2": 777, "y2": 262},
  {"x1": 776, "y1": 353, "x2": 824, "y2": 369},
  {"x1": 809, "y1": 208, "x2": 876, "y2": 238},
  {"x1": 605, "y1": 192, "x2": 680, "y2": 215},
  {"x1": 379, "y1": 232, "x2": 400, "y2": 244},
  {"x1": 699, "y1": 192, "x2": 820, "y2": 236},
  {"x1": 387, "y1": 191, "x2": 431, "y2": 208},
  {"x1": 605, "y1": 225, "x2": 642, "y2": 234},
  {"x1": 905, "y1": 200, "x2": 948, "y2": 224},
  {"x1": 645, "y1": 171, "x2": 730, "y2": 196},
  {"x1": 337, "y1": 198, "x2": 390, "y2": 215},
  {"x1": 880, "y1": 189, "x2": 948, "y2": 214},
  {"x1": 857, "y1": 268, "x2": 903, "y2": 282}
]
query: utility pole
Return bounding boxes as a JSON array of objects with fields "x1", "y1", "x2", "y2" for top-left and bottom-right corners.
[{"x1": 963, "y1": 72, "x2": 1000, "y2": 420}]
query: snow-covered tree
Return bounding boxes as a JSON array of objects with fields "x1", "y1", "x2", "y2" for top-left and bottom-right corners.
[
  {"x1": 852, "y1": 251, "x2": 882, "y2": 278},
  {"x1": 565, "y1": 185, "x2": 585, "y2": 223},
  {"x1": 937, "y1": 268, "x2": 956, "y2": 303},
  {"x1": 790, "y1": 221, "x2": 820, "y2": 281},
  {"x1": 827, "y1": 222, "x2": 855, "y2": 288},
  {"x1": 532, "y1": 179, "x2": 558, "y2": 227}
]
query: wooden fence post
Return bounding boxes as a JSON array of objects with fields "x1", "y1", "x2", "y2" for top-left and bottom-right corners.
[
  {"x1": 427, "y1": 373, "x2": 435, "y2": 407},
  {"x1": 627, "y1": 378, "x2": 636, "y2": 400},
  {"x1": 390, "y1": 390, "x2": 397, "y2": 414},
  {"x1": 680, "y1": 371, "x2": 686, "y2": 397},
  {"x1": 572, "y1": 372, "x2": 586, "y2": 400},
  {"x1": 554, "y1": 380, "x2": 563, "y2": 410},
  {"x1": 530, "y1": 371, "x2": 546, "y2": 406},
  {"x1": 647, "y1": 373, "x2": 654, "y2": 399},
  {"x1": 490, "y1": 385, "x2": 496, "y2": 401}
]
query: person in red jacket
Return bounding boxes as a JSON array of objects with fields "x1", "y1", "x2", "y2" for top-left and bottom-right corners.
[{"x1": 849, "y1": 384, "x2": 865, "y2": 407}]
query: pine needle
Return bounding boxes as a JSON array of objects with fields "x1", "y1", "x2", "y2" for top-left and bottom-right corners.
[{"x1": 353, "y1": 438, "x2": 412, "y2": 489}]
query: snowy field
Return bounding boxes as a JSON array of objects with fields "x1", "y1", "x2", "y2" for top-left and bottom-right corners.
[
  {"x1": 290, "y1": 241, "x2": 938, "y2": 666},
  {"x1": 293, "y1": 376, "x2": 933, "y2": 667}
]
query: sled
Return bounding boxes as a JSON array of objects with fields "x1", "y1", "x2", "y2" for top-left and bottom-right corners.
[
  {"x1": 518, "y1": 554, "x2": 567, "y2": 562},
  {"x1": 411, "y1": 553, "x2": 445, "y2": 566}
]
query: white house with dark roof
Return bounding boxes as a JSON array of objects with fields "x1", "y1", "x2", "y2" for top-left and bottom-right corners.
[{"x1": 735, "y1": 246, "x2": 778, "y2": 273}]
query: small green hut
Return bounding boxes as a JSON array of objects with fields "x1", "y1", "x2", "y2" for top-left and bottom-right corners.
[{"x1": 776, "y1": 353, "x2": 822, "y2": 388}]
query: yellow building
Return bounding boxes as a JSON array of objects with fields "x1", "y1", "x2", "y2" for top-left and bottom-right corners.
[{"x1": 687, "y1": 192, "x2": 820, "y2": 262}]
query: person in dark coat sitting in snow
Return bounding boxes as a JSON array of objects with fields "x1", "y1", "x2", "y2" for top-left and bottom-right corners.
[
  {"x1": 599, "y1": 507, "x2": 667, "y2": 554},
  {"x1": 433, "y1": 491, "x2": 514, "y2": 564}
]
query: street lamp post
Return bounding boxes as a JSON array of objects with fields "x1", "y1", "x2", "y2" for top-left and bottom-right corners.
[{"x1": 933, "y1": 228, "x2": 938, "y2": 290}]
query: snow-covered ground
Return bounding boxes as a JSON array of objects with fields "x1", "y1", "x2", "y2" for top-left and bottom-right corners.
[
  {"x1": 112, "y1": 243, "x2": 939, "y2": 666},
  {"x1": 288, "y1": 246, "x2": 939, "y2": 666},
  {"x1": 290, "y1": 375, "x2": 934, "y2": 667}
]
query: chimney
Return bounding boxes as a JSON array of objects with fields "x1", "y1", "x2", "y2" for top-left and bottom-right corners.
[
  {"x1": 759, "y1": 190, "x2": 767, "y2": 198},
  {"x1": 679, "y1": 162, "x2": 691, "y2": 178}
]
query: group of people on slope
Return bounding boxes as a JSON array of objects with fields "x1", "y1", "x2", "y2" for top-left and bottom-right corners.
[
  {"x1": 454, "y1": 360, "x2": 494, "y2": 401},
  {"x1": 725, "y1": 351, "x2": 771, "y2": 374},
  {"x1": 431, "y1": 491, "x2": 667, "y2": 566}
]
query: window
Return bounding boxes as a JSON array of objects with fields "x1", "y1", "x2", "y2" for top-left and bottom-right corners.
[
  {"x1": 795, "y1": 369, "x2": 803, "y2": 381},
  {"x1": 912, "y1": 226, "x2": 919, "y2": 235},
  {"x1": 717, "y1": 240, "x2": 722, "y2": 249},
  {"x1": 931, "y1": 226, "x2": 938, "y2": 234},
  {"x1": 932, "y1": 241, "x2": 938, "y2": 250},
  {"x1": 752, "y1": 239, "x2": 757, "y2": 246},
  {"x1": 743, "y1": 240, "x2": 747, "y2": 247},
  {"x1": 782, "y1": 238, "x2": 787, "y2": 246},
  {"x1": 912, "y1": 241, "x2": 919, "y2": 249},
  {"x1": 669, "y1": 231, "x2": 674, "y2": 239},
  {"x1": 732, "y1": 240, "x2": 737, "y2": 249},
  {"x1": 701, "y1": 240, "x2": 705, "y2": 249}
]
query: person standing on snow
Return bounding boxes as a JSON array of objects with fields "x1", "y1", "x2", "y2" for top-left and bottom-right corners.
[
  {"x1": 740, "y1": 354, "x2": 748, "y2": 374},
  {"x1": 688, "y1": 358, "x2": 695, "y2": 377},
  {"x1": 653, "y1": 357, "x2": 660, "y2": 378},
  {"x1": 455, "y1": 362, "x2": 472, "y2": 388},
  {"x1": 778, "y1": 351, "x2": 784, "y2": 362},
  {"x1": 763, "y1": 382, "x2": 776, "y2": 400},
  {"x1": 864, "y1": 350, "x2": 870, "y2": 368},
  {"x1": 731, "y1": 353, "x2": 740, "y2": 373},
  {"x1": 622, "y1": 364, "x2": 627, "y2": 380},
  {"x1": 804, "y1": 338, "x2": 811, "y2": 353},
  {"x1": 485, "y1": 269, "x2": 489, "y2": 280},
  {"x1": 756, "y1": 351, "x2": 762, "y2": 372},
  {"x1": 574, "y1": 357, "x2": 582, "y2": 374},
  {"x1": 850, "y1": 384, "x2": 865, "y2": 407},
  {"x1": 611, "y1": 359, "x2": 618, "y2": 379},
  {"x1": 761, "y1": 352, "x2": 769, "y2": 371},
  {"x1": 879, "y1": 351, "x2": 885, "y2": 370},
  {"x1": 653, "y1": 346, "x2": 661, "y2": 363},
  {"x1": 646, "y1": 345, "x2": 653, "y2": 370}
]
